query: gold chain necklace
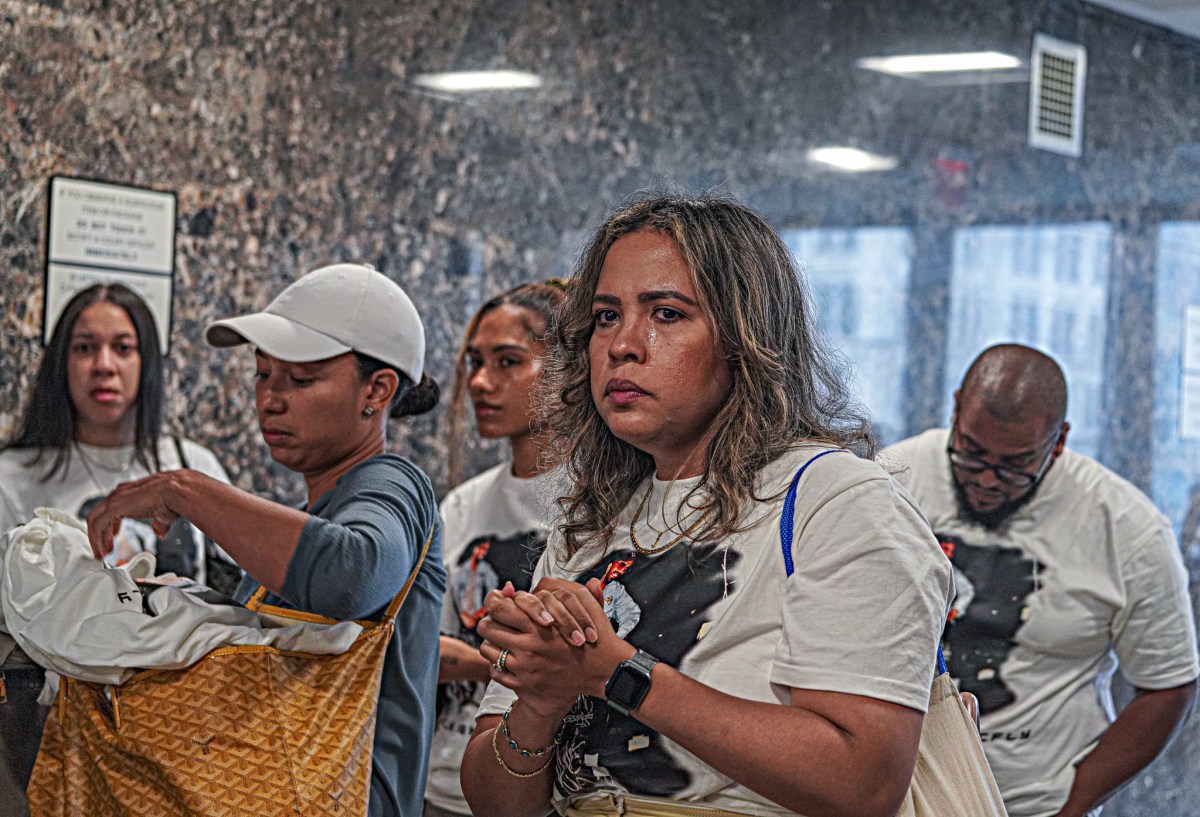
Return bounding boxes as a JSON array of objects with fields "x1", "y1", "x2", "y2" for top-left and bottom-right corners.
[
  {"x1": 74, "y1": 443, "x2": 136, "y2": 496},
  {"x1": 628, "y1": 479, "x2": 710, "y2": 555},
  {"x1": 75, "y1": 442, "x2": 137, "y2": 473}
]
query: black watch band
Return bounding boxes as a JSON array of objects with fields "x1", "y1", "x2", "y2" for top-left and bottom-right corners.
[{"x1": 604, "y1": 649, "x2": 660, "y2": 716}]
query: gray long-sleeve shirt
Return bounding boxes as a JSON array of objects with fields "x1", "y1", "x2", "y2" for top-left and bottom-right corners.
[{"x1": 237, "y1": 453, "x2": 445, "y2": 817}]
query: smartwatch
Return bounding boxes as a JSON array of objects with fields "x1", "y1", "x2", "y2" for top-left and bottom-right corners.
[{"x1": 604, "y1": 649, "x2": 660, "y2": 716}]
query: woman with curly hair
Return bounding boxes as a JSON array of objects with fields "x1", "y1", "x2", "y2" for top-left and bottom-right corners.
[{"x1": 460, "y1": 194, "x2": 953, "y2": 817}]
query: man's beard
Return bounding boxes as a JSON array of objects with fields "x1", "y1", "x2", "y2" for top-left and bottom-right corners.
[{"x1": 953, "y1": 475, "x2": 1044, "y2": 531}]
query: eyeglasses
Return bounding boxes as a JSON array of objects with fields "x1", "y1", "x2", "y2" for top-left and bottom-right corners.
[{"x1": 946, "y1": 426, "x2": 1059, "y2": 488}]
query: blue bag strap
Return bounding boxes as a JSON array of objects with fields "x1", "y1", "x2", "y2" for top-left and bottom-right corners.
[
  {"x1": 778, "y1": 448, "x2": 950, "y2": 677},
  {"x1": 779, "y1": 449, "x2": 845, "y2": 578}
]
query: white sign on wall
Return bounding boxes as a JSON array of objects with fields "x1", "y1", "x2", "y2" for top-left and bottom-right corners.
[{"x1": 44, "y1": 176, "x2": 176, "y2": 350}]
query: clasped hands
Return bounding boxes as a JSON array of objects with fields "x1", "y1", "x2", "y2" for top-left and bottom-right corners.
[{"x1": 477, "y1": 577, "x2": 636, "y2": 718}]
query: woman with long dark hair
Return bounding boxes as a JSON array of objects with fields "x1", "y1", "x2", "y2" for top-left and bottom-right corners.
[
  {"x1": 0, "y1": 282, "x2": 229, "y2": 817},
  {"x1": 460, "y1": 195, "x2": 953, "y2": 817}
]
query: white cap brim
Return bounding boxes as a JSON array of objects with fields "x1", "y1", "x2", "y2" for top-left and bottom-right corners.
[{"x1": 205, "y1": 313, "x2": 352, "y2": 363}]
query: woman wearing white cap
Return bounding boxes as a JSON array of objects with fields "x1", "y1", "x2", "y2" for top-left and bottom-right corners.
[
  {"x1": 459, "y1": 196, "x2": 951, "y2": 817},
  {"x1": 85, "y1": 263, "x2": 447, "y2": 817}
]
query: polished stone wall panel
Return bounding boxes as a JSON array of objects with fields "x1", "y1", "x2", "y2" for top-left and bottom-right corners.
[{"x1": 3, "y1": 2, "x2": 1200, "y2": 812}]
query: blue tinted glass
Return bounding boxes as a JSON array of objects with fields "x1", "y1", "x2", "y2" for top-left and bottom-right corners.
[
  {"x1": 1152, "y1": 223, "x2": 1200, "y2": 544},
  {"x1": 782, "y1": 227, "x2": 912, "y2": 445},
  {"x1": 944, "y1": 224, "x2": 1112, "y2": 458}
]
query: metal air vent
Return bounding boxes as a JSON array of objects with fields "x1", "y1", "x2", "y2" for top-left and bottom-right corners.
[{"x1": 1028, "y1": 34, "x2": 1087, "y2": 157}]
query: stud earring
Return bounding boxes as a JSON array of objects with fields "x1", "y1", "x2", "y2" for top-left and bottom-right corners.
[{"x1": 363, "y1": 406, "x2": 376, "y2": 417}]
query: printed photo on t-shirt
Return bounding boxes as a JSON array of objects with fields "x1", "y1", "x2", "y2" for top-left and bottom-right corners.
[
  {"x1": 552, "y1": 542, "x2": 743, "y2": 799},
  {"x1": 437, "y1": 529, "x2": 546, "y2": 728}
]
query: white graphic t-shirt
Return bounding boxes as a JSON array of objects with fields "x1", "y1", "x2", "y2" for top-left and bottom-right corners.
[
  {"x1": 479, "y1": 446, "x2": 953, "y2": 817},
  {"x1": 426, "y1": 462, "x2": 558, "y2": 815},
  {"x1": 886, "y1": 429, "x2": 1200, "y2": 817}
]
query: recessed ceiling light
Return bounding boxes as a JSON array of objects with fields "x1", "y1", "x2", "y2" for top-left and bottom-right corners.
[
  {"x1": 412, "y1": 70, "x2": 543, "y2": 93},
  {"x1": 807, "y1": 147, "x2": 898, "y2": 173},
  {"x1": 857, "y1": 51, "x2": 1022, "y2": 76}
]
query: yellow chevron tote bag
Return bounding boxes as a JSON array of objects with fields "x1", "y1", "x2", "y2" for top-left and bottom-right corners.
[{"x1": 27, "y1": 528, "x2": 432, "y2": 817}]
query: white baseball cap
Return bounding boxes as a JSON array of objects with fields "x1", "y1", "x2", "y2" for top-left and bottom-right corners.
[{"x1": 205, "y1": 263, "x2": 425, "y2": 382}]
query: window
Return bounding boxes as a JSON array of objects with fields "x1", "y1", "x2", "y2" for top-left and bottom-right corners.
[
  {"x1": 1152, "y1": 223, "x2": 1200, "y2": 541},
  {"x1": 1010, "y1": 301, "x2": 1040, "y2": 338},
  {"x1": 1055, "y1": 236, "x2": 1081, "y2": 282},
  {"x1": 783, "y1": 227, "x2": 912, "y2": 444},
  {"x1": 1050, "y1": 309, "x2": 1076, "y2": 356},
  {"x1": 945, "y1": 223, "x2": 1112, "y2": 457},
  {"x1": 820, "y1": 283, "x2": 858, "y2": 337}
]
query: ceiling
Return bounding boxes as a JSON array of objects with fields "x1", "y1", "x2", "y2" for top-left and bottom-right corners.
[{"x1": 1087, "y1": 0, "x2": 1200, "y2": 41}]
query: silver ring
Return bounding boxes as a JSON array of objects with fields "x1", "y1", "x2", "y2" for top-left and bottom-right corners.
[{"x1": 492, "y1": 648, "x2": 510, "y2": 673}]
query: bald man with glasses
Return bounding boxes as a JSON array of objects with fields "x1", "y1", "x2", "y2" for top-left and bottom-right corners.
[{"x1": 888, "y1": 343, "x2": 1197, "y2": 817}]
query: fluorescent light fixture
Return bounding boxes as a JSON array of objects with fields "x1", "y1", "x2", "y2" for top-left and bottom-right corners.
[
  {"x1": 857, "y1": 51, "x2": 1021, "y2": 76},
  {"x1": 807, "y1": 147, "x2": 898, "y2": 173},
  {"x1": 412, "y1": 70, "x2": 542, "y2": 92}
]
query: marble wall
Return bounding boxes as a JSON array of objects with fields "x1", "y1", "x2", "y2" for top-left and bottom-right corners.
[{"x1": 3, "y1": 0, "x2": 1200, "y2": 813}]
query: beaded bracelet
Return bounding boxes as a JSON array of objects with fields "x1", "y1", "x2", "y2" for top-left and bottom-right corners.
[
  {"x1": 499, "y1": 701, "x2": 560, "y2": 758},
  {"x1": 491, "y1": 721, "x2": 553, "y2": 778}
]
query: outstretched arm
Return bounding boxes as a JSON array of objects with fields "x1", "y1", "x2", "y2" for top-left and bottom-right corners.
[
  {"x1": 1052, "y1": 682, "x2": 1196, "y2": 817},
  {"x1": 86, "y1": 469, "x2": 307, "y2": 594}
]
